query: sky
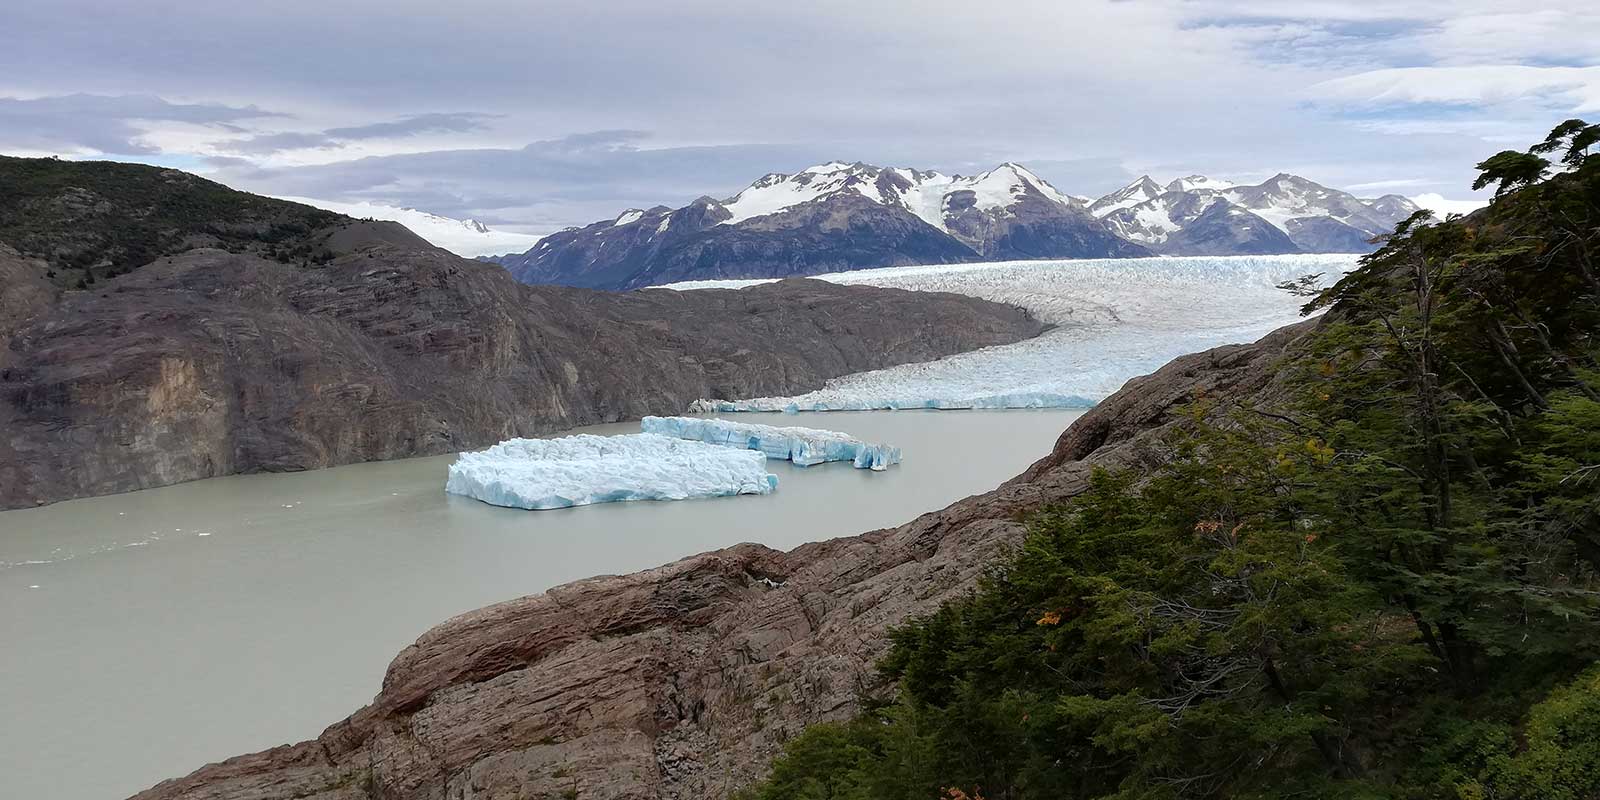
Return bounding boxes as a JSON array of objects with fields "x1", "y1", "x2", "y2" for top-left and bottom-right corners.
[{"x1": 2, "y1": 1, "x2": 1597, "y2": 236}]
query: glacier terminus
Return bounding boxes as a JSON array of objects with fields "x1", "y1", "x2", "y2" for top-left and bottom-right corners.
[{"x1": 667, "y1": 253, "x2": 1359, "y2": 413}]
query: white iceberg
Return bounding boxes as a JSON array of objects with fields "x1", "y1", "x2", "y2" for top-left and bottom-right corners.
[
  {"x1": 641, "y1": 416, "x2": 900, "y2": 470},
  {"x1": 663, "y1": 253, "x2": 1359, "y2": 412},
  {"x1": 446, "y1": 433, "x2": 777, "y2": 510}
]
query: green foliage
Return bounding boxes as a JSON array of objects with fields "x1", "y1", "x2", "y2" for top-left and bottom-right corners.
[
  {"x1": 752, "y1": 120, "x2": 1600, "y2": 799},
  {"x1": 1531, "y1": 119, "x2": 1600, "y2": 168},
  {"x1": 1471, "y1": 151, "x2": 1549, "y2": 196},
  {"x1": 0, "y1": 155, "x2": 344, "y2": 287}
]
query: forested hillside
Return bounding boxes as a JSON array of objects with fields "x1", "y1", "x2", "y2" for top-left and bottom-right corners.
[{"x1": 750, "y1": 121, "x2": 1600, "y2": 799}]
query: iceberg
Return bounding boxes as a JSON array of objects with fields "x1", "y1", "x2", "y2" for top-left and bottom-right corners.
[
  {"x1": 662, "y1": 253, "x2": 1360, "y2": 412},
  {"x1": 641, "y1": 416, "x2": 901, "y2": 470},
  {"x1": 446, "y1": 433, "x2": 777, "y2": 510}
]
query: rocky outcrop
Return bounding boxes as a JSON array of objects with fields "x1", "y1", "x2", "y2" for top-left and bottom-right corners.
[
  {"x1": 0, "y1": 245, "x2": 57, "y2": 359},
  {"x1": 0, "y1": 245, "x2": 1043, "y2": 510},
  {"x1": 130, "y1": 317, "x2": 1319, "y2": 800}
]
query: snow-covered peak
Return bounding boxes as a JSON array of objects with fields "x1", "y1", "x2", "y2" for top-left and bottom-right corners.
[
  {"x1": 1165, "y1": 175, "x2": 1236, "y2": 193},
  {"x1": 717, "y1": 160, "x2": 1082, "y2": 231},
  {"x1": 276, "y1": 196, "x2": 542, "y2": 258},
  {"x1": 1089, "y1": 175, "x2": 1164, "y2": 218},
  {"x1": 613, "y1": 209, "x2": 645, "y2": 226},
  {"x1": 800, "y1": 161, "x2": 859, "y2": 175},
  {"x1": 720, "y1": 162, "x2": 887, "y2": 225},
  {"x1": 1222, "y1": 174, "x2": 1352, "y2": 231}
]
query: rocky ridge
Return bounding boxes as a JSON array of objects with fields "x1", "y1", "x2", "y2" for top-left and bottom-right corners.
[{"x1": 130, "y1": 316, "x2": 1319, "y2": 800}]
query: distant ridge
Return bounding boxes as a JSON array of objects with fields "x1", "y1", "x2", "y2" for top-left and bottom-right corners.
[{"x1": 489, "y1": 161, "x2": 1417, "y2": 290}]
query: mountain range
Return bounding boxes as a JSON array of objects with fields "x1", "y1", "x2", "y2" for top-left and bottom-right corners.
[{"x1": 489, "y1": 163, "x2": 1419, "y2": 290}]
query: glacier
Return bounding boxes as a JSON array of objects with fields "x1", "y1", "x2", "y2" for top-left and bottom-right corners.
[
  {"x1": 642, "y1": 416, "x2": 901, "y2": 470},
  {"x1": 446, "y1": 433, "x2": 777, "y2": 510},
  {"x1": 664, "y1": 253, "x2": 1359, "y2": 412}
]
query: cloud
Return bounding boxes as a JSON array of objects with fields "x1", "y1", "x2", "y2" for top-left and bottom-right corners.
[
  {"x1": 216, "y1": 112, "x2": 499, "y2": 155},
  {"x1": 1310, "y1": 66, "x2": 1600, "y2": 113},
  {"x1": 1412, "y1": 192, "x2": 1489, "y2": 217},
  {"x1": 2, "y1": 2, "x2": 1591, "y2": 228},
  {"x1": 207, "y1": 133, "x2": 835, "y2": 232},
  {"x1": 0, "y1": 93, "x2": 282, "y2": 155},
  {"x1": 324, "y1": 112, "x2": 496, "y2": 140}
]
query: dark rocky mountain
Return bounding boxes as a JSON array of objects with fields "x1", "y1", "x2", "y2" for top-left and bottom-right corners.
[
  {"x1": 0, "y1": 158, "x2": 1047, "y2": 510},
  {"x1": 129, "y1": 313, "x2": 1316, "y2": 800},
  {"x1": 490, "y1": 161, "x2": 1148, "y2": 290},
  {"x1": 1090, "y1": 172, "x2": 1420, "y2": 255}
]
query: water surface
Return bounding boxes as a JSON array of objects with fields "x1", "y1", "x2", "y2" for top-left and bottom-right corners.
[{"x1": 0, "y1": 409, "x2": 1082, "y2": 800}]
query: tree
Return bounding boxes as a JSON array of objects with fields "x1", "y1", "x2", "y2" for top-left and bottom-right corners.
[
  {"x1": 1472, "y1": 150, "x2": 1550, "y2": 196},
  {"x1": 1531, "y1": 118, "x2": 1600, "y2": 168}
]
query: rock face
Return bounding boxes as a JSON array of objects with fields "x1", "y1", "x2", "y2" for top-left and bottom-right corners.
[
  {"x1": 130, "y1": 317, "x2": 1318, "y2": 800},
  {"x1": 0, "y1": 245, "x2": 58, "y2": 358},
  {"x1": 490, "y1": 162, "x2": 1148, "y2": 290},
  {"x1": 0, "y1": 245, "x2": 1044, "y2": 510}
]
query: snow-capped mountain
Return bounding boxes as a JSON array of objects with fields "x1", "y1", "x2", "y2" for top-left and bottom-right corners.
[
  {"x1": 1087, "y1": 175, "x2": 1163, "y2": 218},
  {"x1": 1101, "y1": 191, "x2": 1296, "y2": 255},
  {"x1": 1091, "y1": 173, "x2": 1419, "y2": 255},
  {"x1": 489, "y1": 163, "x2": 1425, "y2": 289},
  {"x1": 275, "y1": 197, "x2": 543, "y2": 258},
  {"x1": 493, "y1": 161, "x2": 1145, "y2": 290}
]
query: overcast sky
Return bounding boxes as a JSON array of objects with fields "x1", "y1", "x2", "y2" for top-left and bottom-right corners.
[{"x1": 3, "y1": 1, "x2": 1597, "y2": 233}]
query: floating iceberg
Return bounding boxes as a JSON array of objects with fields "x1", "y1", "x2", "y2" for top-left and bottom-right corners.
[
  {"x1": 446, "y1": 433, "x2": 777, "y2": 510},
  {"x1": 642, "y1": 416, "x2": 901, "y2": 470},
  {"x1": 663, "y1": 254, "x2": 1359, "y2": 412}
]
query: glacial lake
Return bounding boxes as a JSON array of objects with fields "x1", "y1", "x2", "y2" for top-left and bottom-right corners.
[{"x1": 0, "y1": 408, "x2": 1083, "y2": 800}]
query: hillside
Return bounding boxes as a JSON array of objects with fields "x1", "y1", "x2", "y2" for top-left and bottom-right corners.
[
  {"x1": 0, "y1": 158, "x2": 1047, "y2": 509},
  {"x1": 0, "y1": 156, "x2": 430, "y2": 287}
]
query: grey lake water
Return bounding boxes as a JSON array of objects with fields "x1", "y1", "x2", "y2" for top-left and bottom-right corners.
[{"x1": 0, "y1": 409, "x2": 1083, "y2": 800}]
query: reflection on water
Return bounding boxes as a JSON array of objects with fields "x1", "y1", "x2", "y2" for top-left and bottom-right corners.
[{"x1": 0, "y1": 409, "x2": 1081, "y2": 800}]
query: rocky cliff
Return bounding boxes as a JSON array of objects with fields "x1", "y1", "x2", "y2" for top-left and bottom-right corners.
[
  {"x1": 130, "y1": 317, "x2": 1318, "y2": 800},
  {"x1": 0, "y1": 241, "x2": 1043, "y2": 510}
]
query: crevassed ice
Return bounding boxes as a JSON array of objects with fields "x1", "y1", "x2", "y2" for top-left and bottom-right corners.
[
  {"x1": 665, "y1": 254, "x2": 1359, "y2": 412},
  {"x1": 642, "y1": 416, "x2": 901, "y2": 471},
  {"x1": 446, "y1": 433, "x2": 778, "y2": 510}
]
